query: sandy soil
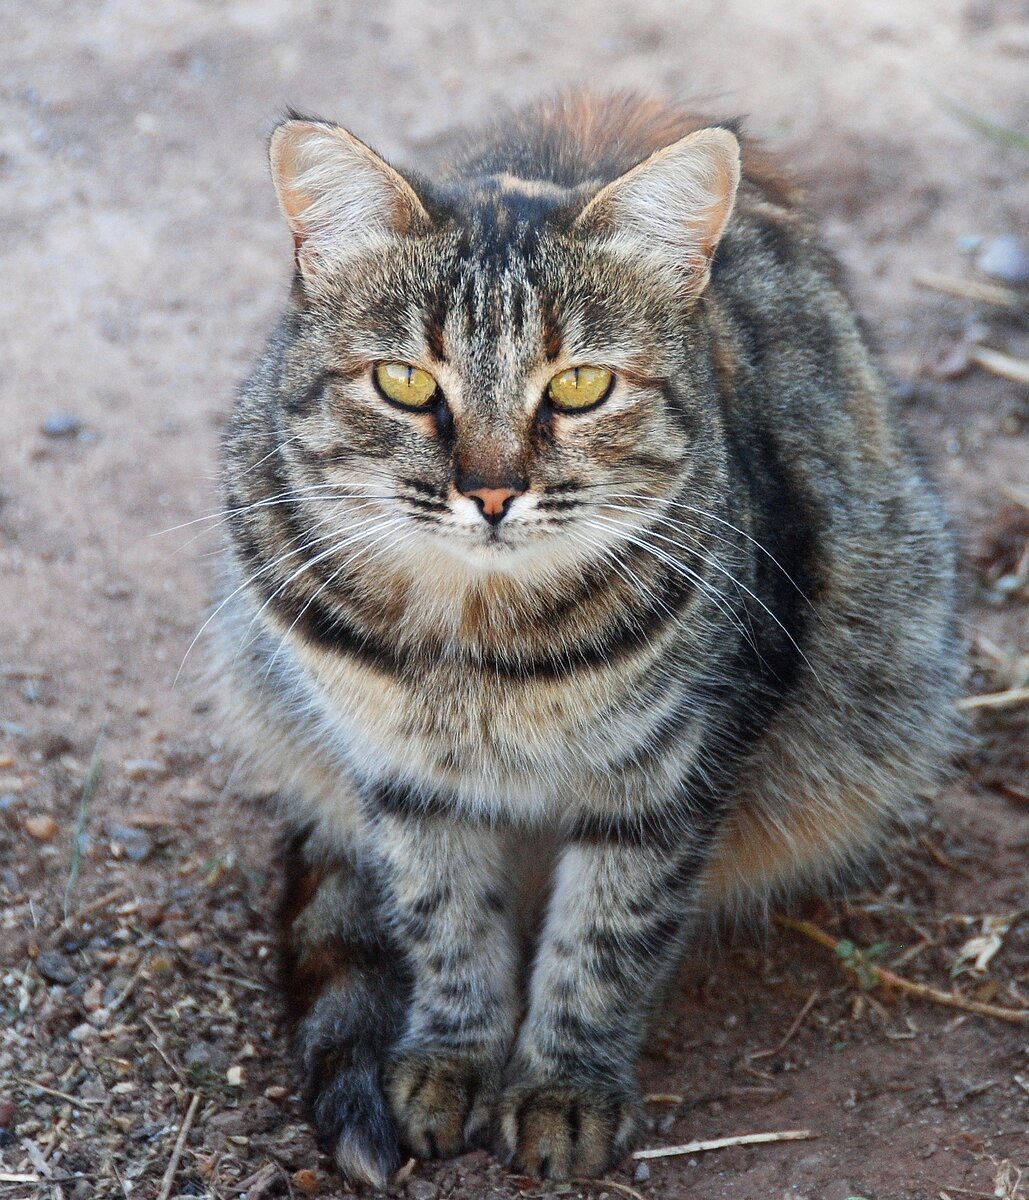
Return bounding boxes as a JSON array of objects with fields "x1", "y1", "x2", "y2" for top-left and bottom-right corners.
[{"x1": 1, "y1": 2, "x2": 1027, "y2": 1198}]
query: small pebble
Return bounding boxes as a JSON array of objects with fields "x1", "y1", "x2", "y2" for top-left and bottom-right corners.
[
  {"x1": 0, "y1": 1098, "x2": 14, "y2": 1128},
  {"x1": 180, "y1": 783, "x2": 211, "y2": 806},
  {"x1": 977, "y1": 234, "x2": 1029, "y2": 284},
  {"x1": 406, "y1": 1181, "x2": 439, "y2": 1200},
  {"x1": 633, "y1": 1160, "x2": 651, "y2": 1183},
  {"x1": 36, "y1": 731, "x2": 74, "y2": 760},
  {"x1": 82, "y1": 978, "x2": 105, "y2": 1012},
  {"x1": 25, "y1": 813, "x2": 58, "y2": 841},
  {"x1": 185, "y1": 1041, "x2": 229, "y2": 1073},
  {"x1": 226, "y1": 1065, "x2": 245, "y2": 1087},
  {"x1": 209, "y1": 1108, "x2": 247, "y2": 1134},
  {"x1": 41, "y1": 411, "x2": 84, "y2": 438},
  {"x1": 264, "y1": 1084, "x2": 289, "y2": 1102},
  {"x1": 105, "y1": 821, "x2": 153, "y2": 862},
  {"x1": 122, "y1": 758, "x2": 165, "y2": 781}
]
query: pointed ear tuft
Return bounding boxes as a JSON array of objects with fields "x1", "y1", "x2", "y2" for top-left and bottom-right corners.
[
  {"x1": 574, "y1": 127, "x2": 741, "y2": 301},
  {"x1": 269, "y1": 120, "x2": 430, "y2": 286}
]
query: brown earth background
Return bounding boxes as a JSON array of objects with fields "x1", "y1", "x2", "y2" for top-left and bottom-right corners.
[{"x1": 1, "y1": 2, "x2": 1028, "y2": 1199}]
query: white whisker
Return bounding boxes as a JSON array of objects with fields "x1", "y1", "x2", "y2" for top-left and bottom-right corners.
[
  {"x1": 588, "y1": 511, "x2": 825, "y2": 691},
  {"x1": 605, "y1": 491, "x2": 820, "y2": 619},
  {"x1": 173, "y1": 506, "x2": 388, "y2": 685},
  {"x1": 580, "y1": 518, "x2": 757, "y2": 656},
  {"x1": 234, "y1": 513, "x2": 406, "y2": 662},
  {"x1": 265, "y1": 521, "x2": 421, "y2": 686}
]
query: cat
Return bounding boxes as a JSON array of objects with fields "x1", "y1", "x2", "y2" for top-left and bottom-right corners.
[{"x1": 213, "y1": 91, "x2": 959, "y2": 1187}]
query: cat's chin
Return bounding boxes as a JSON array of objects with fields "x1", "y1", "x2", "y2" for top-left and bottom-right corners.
[{"x1": 426, "y1": 526, "x2": 579, "y2": 577}]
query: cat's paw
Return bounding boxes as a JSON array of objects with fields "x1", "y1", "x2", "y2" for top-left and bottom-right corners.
[
  {"x1": 387, "y1": 1049, "x2": 498, "y2": 1160},
  {"x1": 497, "y1": 1075, "x2": 638, "y2": 1178}
]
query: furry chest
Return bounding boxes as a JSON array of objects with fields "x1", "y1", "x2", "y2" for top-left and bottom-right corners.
[{"x1": 298, "y1": 646, "x2": 648, "y2": 806}]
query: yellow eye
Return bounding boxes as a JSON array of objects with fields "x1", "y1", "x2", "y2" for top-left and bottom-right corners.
[
  {"x1": 373, "y1": 362, "x2": 438, "y2": 410},
  {"x1": 547, "y1": 366, "x2": 614, "y2": 412}
]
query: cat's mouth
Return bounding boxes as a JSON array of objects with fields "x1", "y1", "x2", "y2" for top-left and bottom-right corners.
[{"x1": 421, "y1": 509, "x2": 563, "y2": 567}]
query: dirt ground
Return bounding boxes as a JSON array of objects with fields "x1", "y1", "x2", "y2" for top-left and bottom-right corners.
[{"x1": 2, "y1": 2, "x2": 1027, "y2": 1198}]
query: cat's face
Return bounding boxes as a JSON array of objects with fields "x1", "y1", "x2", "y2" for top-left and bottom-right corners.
[{"x1": 268, "y1": 121, "x2": 739, "y2": 574}]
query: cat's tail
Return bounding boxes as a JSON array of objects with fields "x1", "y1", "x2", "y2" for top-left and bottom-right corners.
[{"x1": 280, "y1": 828, "x2": 409, "y2": 1190}]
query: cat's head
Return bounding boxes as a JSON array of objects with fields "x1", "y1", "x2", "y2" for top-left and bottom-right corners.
[{"x1": 263, "y1": 112, "x2": 739, "y2": 573}]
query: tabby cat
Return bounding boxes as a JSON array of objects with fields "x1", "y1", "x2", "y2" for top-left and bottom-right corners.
[{"x1": 214, "y1": 92, "x2": 958, "y2": 1187}]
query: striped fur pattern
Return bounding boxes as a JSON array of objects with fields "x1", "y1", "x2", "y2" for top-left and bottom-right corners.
[{"x1": 213, "y1": 92, "x2": 959, "y2": 1186}]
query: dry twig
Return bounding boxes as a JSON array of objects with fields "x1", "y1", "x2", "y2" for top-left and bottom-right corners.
[
  {"x1": 775, "y1": 916, "x2": 1029, "y2": 1025},
  {"x1": 749, "y1": 988, "x2": 821, "y2": 1059},
  {"x1": 913, "y1": 270, "x2": 1022, "y2": 309},
  {"x1": 156, "y1": 1092, "x2": 201, "y2": 1200},
  {"x1": 956, "y1": 686, "x2": 1029, "y2": 712},
  {"x1": 15, "y1": 1077, "x2": 102, "y2": 1109},
  {"x1": 633, "y1": 1128, "x2": 816, "y2": 1160},
  {"x1": 969, "y1": 346, "x2": 1029, "y2": 386},
  {"x1": 590, "y1": 1180, "x2": 648, "y2": 1200},
  {"x1": 141, "y1": 1013, "x2": 186, "y2": 1082},
  {"x1": 51, "y1": 885, "x2": 130, "y2": 940},
  {"x1": 107, "y1": 956, "x2": 152, "y2": 1015}
]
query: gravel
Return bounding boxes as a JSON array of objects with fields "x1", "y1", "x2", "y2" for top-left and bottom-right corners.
[{"x1": 976, "y1": 234, "x2": 1029, "y2": 285}]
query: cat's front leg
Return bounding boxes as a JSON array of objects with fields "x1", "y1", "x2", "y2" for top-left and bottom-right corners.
[
  {"x1": 370, "y1": 794, "x2": 519, "y2": 1161},
  {"x1": 499, "y1": 810, "x2": 710, "y2": 1179}
]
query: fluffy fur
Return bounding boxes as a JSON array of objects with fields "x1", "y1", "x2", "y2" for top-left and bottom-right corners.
[{"x1": 212, "y1": 91, "x2": 959, "y2": 1187}]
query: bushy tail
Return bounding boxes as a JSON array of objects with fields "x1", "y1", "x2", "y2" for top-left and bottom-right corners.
[{"x1": 280, "y1": 829, "x2": 409, "y2": 1189}]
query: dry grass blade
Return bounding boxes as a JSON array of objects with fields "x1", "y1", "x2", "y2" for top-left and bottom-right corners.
[
  {"x1": 156, "y1": 1091, "x2": 201, "y2": 1200},
  {"x1": 633, "y1": 1129, "x2": 816, "y2": 1160},
  {"x1": 63, "y1": 728, "x2": 105, "y2": 917},
  {"x1": 775, "y1": 917, "x2": 1029, "y2": 1025},
  {"x1": 20, "y1": 1139, "x2": 51, "y2": 1179}
]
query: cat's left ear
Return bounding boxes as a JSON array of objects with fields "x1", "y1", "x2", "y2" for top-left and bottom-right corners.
[
  {"x1": 269, "y1": 119, "x2": 431, "y2": 288},
  {"x1": 574, "y1": 127, "x2": 740, "y2": 301}
]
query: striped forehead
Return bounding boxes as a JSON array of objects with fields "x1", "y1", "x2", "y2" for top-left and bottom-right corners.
[
  {"x1": 427, "y1": 174, "x2": 577, "y2": 409},
  {"x1": 439, "y1": 257, "x2": 542, "y2": 413}
]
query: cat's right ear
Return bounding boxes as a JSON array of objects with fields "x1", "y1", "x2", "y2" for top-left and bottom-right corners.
[
  {"x1": 573, "y1": 127, "x2": 740, "y2": 302},
  {"x1": 269, "y1": 119, "x2": 430, "y2": 288}
]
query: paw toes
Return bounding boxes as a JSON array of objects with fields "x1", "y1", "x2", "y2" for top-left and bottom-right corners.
[
  {"x1": 388, "y1": 1052, "x2": 494, "y2": 1161},
  {"x1": 499, "y1": 1080, "x2": 636, "y2": 1179}
]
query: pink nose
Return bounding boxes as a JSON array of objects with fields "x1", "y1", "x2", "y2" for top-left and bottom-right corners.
[{"x1": 462, "y1": 485, "x2": 519, "y2": 525}]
